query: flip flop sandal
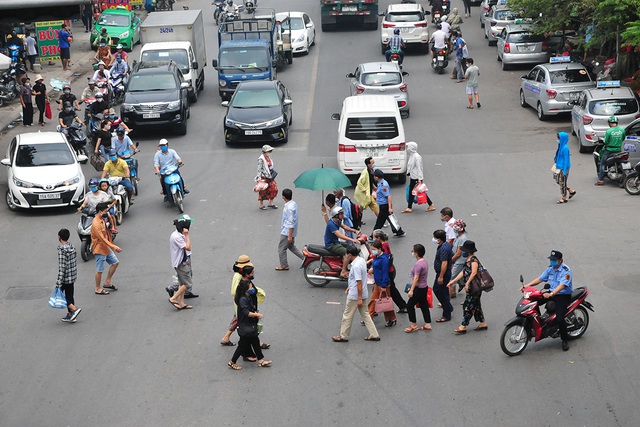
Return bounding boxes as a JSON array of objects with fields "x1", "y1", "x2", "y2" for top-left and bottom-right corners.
[
  {"x1": 95, "y1": 289, "x2": 110, "y2": 295},
  {"x1": 474, "y1": 325, "x2": 488, "y2": 331},
  {"x1": 436, "y1": 318, "x2": 450, "y2": 322},
  {"x1": 569, "y1": 191, "x2": 577, "y2": 199},
  {"x1": 258, "y1": 360, "x2": 272, "y2": 367},
  {"x1": 467, "y1": 106, "x2": 474, "y2": 109},
  {"x1": 454, "y1": 327, "x2": 467, "y2": 334},
  {"x1": 260, "y1": 343, "x2": 271, "y2": 349},
  {"x1": 274, "y1": 266, "x2": 289, "y2": 271},
  {"x1": 404, "y1": 325, "x2": 419, "y2": 333},
  {"x1": 228, "y1": 361, "x2": 242, "y2": 370},
  {"x1": 332, "y1": 336, "x2": 349, "y2": 342},
  {"x1": 103, "y1": 284, "x2": 118, "y2": 291},
  {"x1": 178, "y1": 305, "x2": 193, "y2": 310},
  {"x1": 259, "y1": 206, "x2": 267, "y2": 210},
  {"x1": 168, "y1": 299, "x2": 181, "y2": 309},
  {"x1": 220, "y1": 341, "x2": 236, "y2": 346},
  {"x1": 418, "y1": 325, "x2": 433, "y2": 331}
]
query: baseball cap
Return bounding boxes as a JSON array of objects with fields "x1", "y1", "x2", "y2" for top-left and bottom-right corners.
[{"x1": 548, "y1": 250, "x2": 563, "y2": 261}]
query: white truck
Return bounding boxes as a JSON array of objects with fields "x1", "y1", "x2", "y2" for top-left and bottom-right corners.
[{"x1": 139, "y1": 9, "x2": 206, "y2": 103}]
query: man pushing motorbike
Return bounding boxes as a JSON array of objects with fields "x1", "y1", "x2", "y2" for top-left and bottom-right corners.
[{"x1": 321, "y1": 206, "x2": 361, "y2": 279}]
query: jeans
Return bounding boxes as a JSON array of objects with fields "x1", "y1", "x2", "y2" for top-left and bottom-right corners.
[
  {"x1": 278, "y1": 234, "x2": 304, "y2": 268},
  {"x1": 406, "y1": 286, "x2": 431, "y2": 324},
  {"x1": 385, "y1": 49, "x2": 404, "y2": 64},
  {"x1": 598, "y1": 150, "x2": 614, "y2": 180},
  {"x1": 119, "y1": 178, "x2": 133, "y2": 192},
  {"x1": 454, "y1": 56, "x2": 465, "y2": 80},
  {"x1": 433, "y1": 274, "x2": 453, "y2": 320},
  {"x1": 338, "y1": 297, "x2": 379, "y2": 340}
]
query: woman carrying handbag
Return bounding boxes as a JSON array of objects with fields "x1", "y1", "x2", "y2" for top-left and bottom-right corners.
[
  {"x1": 254, "y1": 145, "x2": 278, "y2": 210},
  {"x1": 367, "y1": 241, "x2": 397, "y2": 327}
]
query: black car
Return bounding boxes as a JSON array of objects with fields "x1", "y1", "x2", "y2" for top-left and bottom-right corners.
[
  {"x1": 222, "y1": 80, "x2": 293, "y2": 145},
  {"x1": 121, "y1": 61, "x2": 190, "y2": 135}
]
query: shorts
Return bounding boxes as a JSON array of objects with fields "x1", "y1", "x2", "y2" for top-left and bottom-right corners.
[
  {"x1": 327, "y1": 242, "x2": 349, "y2": 256},
  {"x1": 95, "y1": 250, "x2": 118, "y2": 272},
  {"x1": 60, "y1": 47, "x2": 70, "y2": 60},
  {"x1": 174, "y1": 261, "x2": 193, "y2": 291},
  {"x1": 466, "y1": 86, "x2": 478, "y2": 95}
]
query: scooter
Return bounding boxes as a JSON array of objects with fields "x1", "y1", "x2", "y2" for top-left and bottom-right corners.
[
  {"x1": 387, "y1": 46, "x2": 403, "y2": 69},
  {"x1": 623, "y1": 161, "x2": 640, "y2": 195},
  {"x1": 58, "y1": 122, "x2": 89, "y2": 161},
  {"x1": 593, "y1": 139, "x2": 632, "y2": 187},
  {"x1": 302, "y1": 235, "x2": 371, "y2": 287},
  {"x1": 76, "y1": 208, "x2": 117, "y2": 261},
  {"x1": 107, "y1": 176, "x2": 131, "y2": 219},
  {"x1": 431, "y1": 46, "x2": 449, "y2": 74},
  {"x1": 213, "y1": 1, "x2": 225, "y2": 22},
  {"x1": 0, "y1": 64, "x2": 22, "y2": 107},
  {"x1": 155, "y1": 0, "x2": 175, "y2": 11},
  {"x1": 500, "y1": 276, "x2": 594, "y2": 356},
  {"x1": 121, "y1": 143, "x2": 140, "y2": 196},
  {"x1": 109, "y1": 72, "x2": 126, "y2": 105},
  {"x1": 160, "y1": 163, "x2": 185, "y2": 213}
]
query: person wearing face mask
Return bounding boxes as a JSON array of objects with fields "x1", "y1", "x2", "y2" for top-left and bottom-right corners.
[
  {"x1": 56, "y1": 228, "x2": 82, "y2": 323},
  {"x1": 20, "y1": 78, "x2": 34, "y2": 127},
  {"x1": 115, "y1": 44, "x2": 128, "y2": 63},
  {"x1": 449, "y1": 219, "x2": 468, "y2": 299},
  {"x1": 448, "y1": 240, "x2": 487, "y2": 334},
  {"x1": 433, "y1": 229, "x2": 454, "y2": 322},
  {"x1": 109, "y1": 54, "x2": 129, "y2": 76},
  {"x1": 77, "y1": 178, "x2": 112, "y2": 214},
  {"x1": 58, "y1": 84, "x2": 80, "y2": 111},
  {"x1": 522, "y1": 250, "x2": 573, "y2": 351},
  {"x1": 402, "y1": 141, "x2": 435, "y2": 214},
  {"x1": 404, "y1": 244, "x2": 432, "y2": 333},
  {"x1": 440, "y1": 207, "x2": 456, "y2": 246},
  {"x1": 168, "y1": 216, "x2": 195, "y2": 310},
  {"x1": 372, "y1": 169, "x2": 405, "y2": 238},
  {"x1": 102, "y1": 149, "x2": 135, "y2": 204},
  {"x1": 367, "y1": 241, "x2": 397, "y2": 327},
  {"x1": 154, "y1": 139, "x2": 189, "y2": 200},
  {"x1": 91, "y1": 202, "x2": 122, "y2": 295},
  {"x1": 324, "y1": 206, "x2": 361, "y2": 279},
  {"x1": 354, "y1": 157, "x2": 379, "y2": 218},
  {"x1": 58, "y1": 101, "x2": 83, "y2": 131},
  {"x1": 111, "y1": 128, "x2": 137, "y2": 157},
  {"x1": 228, "y1": 266, "x2": 272, "y2": 370}
]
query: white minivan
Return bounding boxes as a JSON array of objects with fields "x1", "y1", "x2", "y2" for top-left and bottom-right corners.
[{"x1": 332, "y1": 95, "x2": 407, "y2": 183}]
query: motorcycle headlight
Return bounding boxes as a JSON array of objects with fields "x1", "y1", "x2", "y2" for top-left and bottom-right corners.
[
  {"x1": 167, "y1": 101, "x2": 180, "y2": 109},
  {"x1": 219, "y1": 79, "x2": 227, "y2": 87},
  {"x1": 294, "y1": 34, "x2": 305, "y2": 43},
  {"x1": 264, "y1": 116, "x2": 285, "y2": 127},
  {"x1": 65, "y1": 176, "x2": 81, "y2": 186},
  {"x1": 123, "y1": 103, "x2": 135, "y2": 112},
  {"x1": 13, "y1": 176, "x2": 35, "y2": 188},
  {"x1": 225, "y1": 117, "x2": 238, "y2": 127},
  {"x1": 119, "y1": 31, "x2": 130, "y2": 39}
]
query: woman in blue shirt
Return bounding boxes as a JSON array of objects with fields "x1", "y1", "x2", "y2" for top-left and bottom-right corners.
[
  {"x1": 367, "y1": 241, "x2": 397, "y2": 327},
  {"x1": 554, "y1": 132, "x2": 576, "y2": 204}
]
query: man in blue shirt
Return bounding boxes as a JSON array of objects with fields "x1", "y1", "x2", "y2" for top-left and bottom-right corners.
[
  {"x1": 371, "y1": 170, "x2": 405, "y2": 237},
  {"x1": 276, "y1": 188, "x2": 304, "y2": 271},
  {"x1": 111, "y1": 128, "x2": 137, "y2": 157},
  {"x1": 58, "y1": 23, "x2": 72, "y2": 71},
  {"x1": 451, "y1": 31, "x2": 466, "y2": 81},
  {"x1": 154, "y1": 138, "x2": 189, "y2": 199},
  {"x1": 524, "y1": 250, "x2": 574, "y2": 351},
  {"x1": 385, "y1": 29, "x2": 405, "y2": 65},
  {"x1": 323, "y1": 206, "x2": 360, "y2": 278},
  {"x1": 334, "y1": 188, "x2": 355, "y2": 242}
]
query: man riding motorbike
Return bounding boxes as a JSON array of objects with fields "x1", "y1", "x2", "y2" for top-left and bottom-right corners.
[
  {"x1": 224, "y1": 0, "x2": 239, "y2": 14},
  {"x1": 111, "y1": 128, "x2": 138, "y2": 157},
  {"x1": 92, "y1": 27, "x2": 111, "y2": 48},
  {"x1": 384, "y1": 28, "x2": 406, "y2": 65},
  {"x1": 115, "y1": 44, "x2": 128, "y2": 64},
  {"x1": 81, "y1": 79, "x2": 98, "y2": 102},
  {"x1": 92, "y1": 61, "x2": 111, "y2": 82},
  {"x1": 58, "y1": 84, "x2": 80, "y2": 111},
  {"x1": 595, "y1": 116, "x2": 626, "y2": 185},
  {"x1": 101, "y1": 149, "x2": 135, "y2": 205},
  {"x1": 58, "y1": 101, "x2": 83, "y2": 130},
  {"x1": 154, "y1": 139, "x2": 189, "y2": 201},
  {"x1": 88, "y1": 91, "x2": 109, "y2": 124},
  {"x1": 109, "y1": 54, "x2": 129, "y2": 77},
  {"x1": 323, "y1": 206, "x2": 361, "y2": 279},
  {"x1": 429, "y1": 23, "x2": 448, "y2": 60}
]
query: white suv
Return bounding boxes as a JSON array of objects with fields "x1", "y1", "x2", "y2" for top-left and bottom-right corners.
[{"x1": 380, "y1": 3, "x2": 429, "y2": 54}]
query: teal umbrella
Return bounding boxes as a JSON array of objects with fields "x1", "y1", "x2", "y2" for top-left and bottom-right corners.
[{"x1": 294, "y1": 166, "x2": 352, "y2": 191}]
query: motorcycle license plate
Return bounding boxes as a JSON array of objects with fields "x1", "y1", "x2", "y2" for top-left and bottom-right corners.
[
  {"x1": 622, "y1": 162, "x2": 632, "y2": 170},
  {"x1": 39, "y1": 193, "x2": 60, "y2": 200},
  {"x1": 245, "y1": 130, "x2": 263, "y2": 135},
  {"x1": 143, "y1": 113, "x2": 160, "y2": 119},
  {"x1": 437, "y1": 56, "x2": 445, "y2": 60}
]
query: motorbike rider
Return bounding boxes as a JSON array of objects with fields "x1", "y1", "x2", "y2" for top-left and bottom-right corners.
[
  {"x1": 323, "y1": 206, "x2": 361, "y2": 279},
  {"x1": 81, "y1": 79, "x2": 98, "y2": 102},
  {"x1": 115, "y1": 44, "x2": 128, "y2": 64},
  {"x1": 58, "y1": 84, "x2": 80, "y2": 111},
  {"x1": 111, "y1": 128, "x2": 138, "y2": 157},
  {"x1": 92, "y1": 27, "x2": 111, "y2": 47},
  {"x1": 77, "y1": 179, "x2": 117, "y2": 232},
  {"x1": 92, "y1": 61, "x2": 111, "y2": 82},
  {"x1": 595, "y1": 116, "x2": 626, "y2": 185},
  {"x1": 58, "y1": 101, "x2": 83, "y2": 130},
  {"x1": 109, "y1": 54, "x2": 129, "y2": 77},
  {"x1": 101, "y1": 149, "x2": 135, "y2": 205},
  {"x1": 88, "y1": 91, "x2": 109, "y2": 123},
  {"x1": 522, "y1": 250, "x2": 574, "y2": 351},
  {"x1": 106, "y1": 108, "x2": 132, "y2": 134},
  {"x1": 94, "y1": 42, "x2": 114, "y2": 67},
  {"x1": 440, "y1": 16, "x2": 451, "y2": 39},
  {"x1": 154, "y1": 138, "x2": 189, "y2": 201},
  {"x1": 430, "y1": 0, "x2": 443, "y2": 23},
  {"x1": 223, "y1": 0, "x2": 240, "y2": 15},
  {"x1": 429, "y1": 23, "x2": 448, "y2": 60},
  {"x1": 384, "y1": 28, "x2": 406, "y2": 65}
]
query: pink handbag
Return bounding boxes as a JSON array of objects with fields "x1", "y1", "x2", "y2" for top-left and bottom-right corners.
[{"x1": 374, "y1": 288, "x2": 394, "y2": 313}]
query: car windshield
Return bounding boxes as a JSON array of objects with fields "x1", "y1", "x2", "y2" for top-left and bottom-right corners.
[
  {"x1": 232, "y1": 88, "x2": 280, "y2": 108},
  {"x1": 127, "y1": 73, "x2": 177, "y2": 91},
  {"x1": 589, "y1": 99, "x2": 638, "y2": 116},
  {"x1": 220, "y1": 47, "x2": 269, "y2": 71},
  {"x1": 16, "y1": 143, "x2": 74, "y2": 167},
  {"x1": 549, "y1": 69, "x2": 592, "y2": 84},
  {"x1": 141, "y1": 50, "x2": 189, "y2": 75},
  {"x1": 98, "y1": 13, "x2": 130, "y2": 27},
  {"x1": 345, "y1": 117, "x2": 399, "y2": 140},
  {"x1": 362, "y1": 72, "x2": 402, "y2": 86},
  {"x1": 280, "y1": 17, "x2": 304, "y2": 30},
  {"x1": 507, "y1": 32, "x2": 544, "y2": 43},
  {"x1": 494, "y1": 10, "x2": 520, "y2": 20},
  {"x1": 386, "y1": 12, "x2": 424, "y2": 22}
]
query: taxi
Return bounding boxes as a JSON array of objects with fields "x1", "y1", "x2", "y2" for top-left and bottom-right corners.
[
  {"x1": 91, "y1": 6, "x2": 141, "y2": 51},
  {"x1": 519, "y1": 57, "x2": 595, "y2": 121},
  {"x1": 570, "y1": 81, "x2": 640, "y2": 152}
]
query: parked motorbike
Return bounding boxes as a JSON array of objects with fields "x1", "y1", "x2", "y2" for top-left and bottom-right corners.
[
  {"x1": 500, "y1": 276, "x2": 594, "y2": 356},
  {"x1": 109, "y1": 73, "x2": 126, "y2": 105},
  {"x1": 0, "y1": 64, "x2": 22, "y2": 107},
  {"x1": 244, "y1": 0, "x2": 257, "y2": 13},
  {"x1": 121, "y1": 144, "x2": 140, "y2": 196},
  {"x1": 431, "y1": 47, "x2": 449, "y2": 74},
  {"x1": 623, "y1": 161, "x2": 640, "y2": 195},
  {"x1": 58, "y1": 121, "x2": 89, "y2": 161},
  {"x1": 302, "y1": 235, "x2": 371, "y2": 287},
  {"x1": 160, "y1": 163, "x2": 185, "y2": 213},
  {"x1": 593, "y1": 139, "x2": 632, "y2": 187}
]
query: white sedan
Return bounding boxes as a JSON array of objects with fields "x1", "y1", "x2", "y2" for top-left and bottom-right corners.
[
  {"x1": 2, "y1": 132, "x2": 87, "y2": 211},
  {"x1": 276, "y1": 12, "x2": 315, "y2": 55}
]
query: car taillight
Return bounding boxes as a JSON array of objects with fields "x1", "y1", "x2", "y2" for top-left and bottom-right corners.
[
  {"x1": 542, "y1": 40, "x2": 547, "y2": 52},
  {"x1": 414, "y1": 22, "x2": 427, "y2": 27},
  {"x1": 338, "y1": 144, "x2": 357, "y2": 152},
  {"x1": 388, "y1": 142, "x2": 405, "y2": 151},
  {"x1": 383, "y1": 22, "x2": 395, "y2": 28},
  {"x1": 503, "y1": 42, "x2": 510, "y2": 53},
  {"x1": 483, "y1": 5, "x2": 489, "y2": 12},
  {"x1": 399, "y1": 84, "x2": 407, "y2": 93},
  {"x1": 398, "y1": 100, "x2": 407, "y2": 107},
  {"x1": 356, "y1": 85, "x2": 365, "y2": 94},
  {"x1": 582, "y1": 115, "x2": 593, "y2": 125},
  {"x1": 546, "y1": 89, "x2": 557, "y2": 99}
]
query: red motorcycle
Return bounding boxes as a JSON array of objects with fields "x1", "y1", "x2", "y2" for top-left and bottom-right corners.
[
  {"x1": 500, "y1": 276, "x2": 594, "y2": 356},
  {"x1": 302, "y1": 235, "x2": 371, "y2": 287}
]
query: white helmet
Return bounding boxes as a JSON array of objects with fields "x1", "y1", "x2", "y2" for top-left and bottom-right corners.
[
  {"x1": 329, "y1": 206, "x2": 343, "y2": 218},
  {"x1": 158, "y1": 138, "x2": 168, "y2": 146}
]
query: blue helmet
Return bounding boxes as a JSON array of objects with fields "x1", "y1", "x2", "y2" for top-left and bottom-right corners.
[
  {"x1": 88, "y1": 178, "x2": 99, "y2": 187},
  {"x1": 393, "y1": 28, "x2": 400, "y2": 35}
]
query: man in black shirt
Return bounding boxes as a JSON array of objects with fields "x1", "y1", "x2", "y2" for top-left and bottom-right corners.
[{"x1": 58, "y1": 84, "x2": 80, "y2": 111}]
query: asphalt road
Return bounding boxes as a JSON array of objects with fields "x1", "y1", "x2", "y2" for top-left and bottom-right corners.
[{"x1": 0, "y1": 0, "x2": 639, "y2": 425}]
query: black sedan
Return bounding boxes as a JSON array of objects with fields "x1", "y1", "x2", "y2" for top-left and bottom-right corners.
[{"x1": 222, "y1": 80, "x2": 293, "y2": 145}]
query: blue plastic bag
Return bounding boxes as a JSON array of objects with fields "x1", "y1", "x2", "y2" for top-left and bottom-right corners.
[
  {"x1": 48, "y1": 287, "x2": 67, "y2": 309},
  {"x1": 405, "y1": 184, "x2": 417, "y2": 204}
]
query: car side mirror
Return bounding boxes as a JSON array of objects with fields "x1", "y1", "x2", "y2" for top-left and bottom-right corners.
[
  {"x1": 378, "y1": 12, "x2": 385, "y2": 17},
  {"x1": 331, "y1": 113, "x2": 340, "y2": 120},
  {"x1": 212, "y1": 59, "x2": 218, "y2": 68},
  {"x1": 521, "y1": 75, "x2": 528, "y2": 79},
  {"x1": 192, "y1": 61, "x2": 199, "y2": 69},
  {"x1": 221, "y1": 101, "x2": 229, "y2": 107},
  {"x1": 402, "y1": 71, "x2": 409, "y2": 76},
  {"x1": 346, "y1": 73, "x2": 355, "y2": 78},
  {"x1": 284, "y1": 99, "x2": 293, "y2": 106},
  {"x1": 1, "y1": 159, "x2": 10, "y2": 166}
]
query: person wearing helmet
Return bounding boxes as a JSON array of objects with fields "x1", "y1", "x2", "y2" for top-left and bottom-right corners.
[
  {"x1": 102, "y1": 149, "x2": 135, "y2": 205},
  {"x1": 431, "y1": 0, "x2": 443, "y2": 23},
  {"x1": 323, "y1": 205, "x2": 361, "y2": 278},
  {"x1": 109, "y1": 53, "x2": 129, "y2": 77},
  {"x1": 57, "y1": 84, "x2": 79, "y2": 111},
  {"x1": 58, "y1": 100, "x2": 83, "y2": 130},
  {"x1": 429, "y1": 23, "x2": 448, "y2": 60},
  {"x1": 115, "y1": 44, "x2": 128, "y2": 64},
  {"x1": 111, "y1": 128, "x2": 137, "y2": 158},
  {"x1": 106, "y1": 108, "x2": 132, "y2": 134},
  {"x1": 94, "y1": 40, "x2": 113, "y2": 67},
  {"x1": 384, "y1": 28, "x2": 406, "y2": 65},
  {"x1": 93, "y1": 27, "x2": 111, "y2": 47},
  {"x1": 77, "y1": 178, "x2": 116, "y2": 219},
  {"x1": 596, "y1": 116, "x2": 626, "y2": 185},
  {"x1": 223, "y1": 0, "x2": 239, "y2": 17},
  {"x1": 81, "y1": 79, "x2": 99, "y2": 103},
  {"x1": 89, "y1": 91, "x2": 109, "y2": 120},
  {"x1": 92, "y1": 60, "x2": 111, "y2": 82},
  {"x1": 154, "y1": 139, "x2": 189, "y2": 199},
  {"x1": 93, "y1": 119, "x2": 113, "y2": 161}
]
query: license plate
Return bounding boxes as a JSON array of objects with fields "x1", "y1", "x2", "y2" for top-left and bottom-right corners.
[
  {"x1": 39, "y1": 193, "x2": 60, "y2": 200},
  {"x1": 518, "y1": 45, "x2": 534, "y2": 52},
  {"x1": 437, "y1": 56, "x2": 444, "y2": 60},
  {"x1": 143, "y1": 113, "x2": 160, "y2": 119},
  {"x1": 366, "y1": 149, "x2": 378, "y2": 157},
  {"x1": 569, "y1": 92, "x2": 579, "y2": 100},
  {"x1": 622, "y1": 162, "x2": 632, "y2": 170},
  {"x1": 343, "y1": 5, "x2": 357, "y2": 12},
  {"x1": 245, "y1": 130, "x2": 263, "y2": 135},
  {"x1": 401, "y1": 27, "x2": 410, "y2": 33}
]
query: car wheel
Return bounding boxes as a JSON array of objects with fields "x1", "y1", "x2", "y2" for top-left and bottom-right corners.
[
  {"x1": 397, "y1": 173, "x2": 407, "y2": 184},
  {"x1": 502, "y1": 60, "x2": 510, "y2": 71},
  {"x1": 381, "y1": 43, "x2": 387, "y2": 55},
  {"x1": 577, "y1": 132, "x2": 588, "y2": 153},
  {"x1": 519, "y1": 90, "x2": 527, "y2": 108},
  {"x1": 570, "y1": 122, "x2": 576, "y2": 136},
  {"x1": 536, "y1": 102, "x2": 547, "y2": 121},
  {"x1": 176, "y1": 119, "x2": 188, "y2": 135},
  {"x1": 5, "y1": 189, "x2": 18, "y2": 212},
  {"x1": 190, "y1": 87, "x2": 198, "y2": 103},
  {"x1": 497, "y1": 53, "x2": 501, "y2": 62},
  {"x1": 311, "y1": 30, "x2": 316, "y2": 46}
]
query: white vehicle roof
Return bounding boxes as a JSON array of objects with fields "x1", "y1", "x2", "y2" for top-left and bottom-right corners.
[
  {"x1": 276, "y1": 11, "x2": 305, "y2": 19},
  {"x1": 16, "y1": 131, "x2": 68, "y2": 145},
  {"x1": 141, "y1": 41, "x2": 193, "y2": 50},
  {"x1": 343, "y1": 95, "x2": 400, "y2": 115},
  {"x1": 387, "y1": 3, "x2": 423, "y2": 13}
]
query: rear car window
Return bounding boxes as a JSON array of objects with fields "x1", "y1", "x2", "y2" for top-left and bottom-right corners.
[
  {"x1": 589, "y1": 99, "x2": 639, "y2": 116},
  {"x1": 346, "y1": 117, "x2": 399, "y2": 141},
  {"x1": 494, "y1": 10, "x2": 519, "y2": 20},
  {"x1": 386, "y1": 12, "x2": 424, "y2": 22},
  {"x1": 362, "y1": 72, "x2": 402, "y2": 86},
  {"x1": 549, "y1": 69, "x2": 591, "y2": 84},
  {"x1": 507, "y1": 32, "x2": 545, "y2": 43}
]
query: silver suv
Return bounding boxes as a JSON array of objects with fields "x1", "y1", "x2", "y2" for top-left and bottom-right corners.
[{"x1": 346, "y1": 62, "x2": 410, "y2": 118}]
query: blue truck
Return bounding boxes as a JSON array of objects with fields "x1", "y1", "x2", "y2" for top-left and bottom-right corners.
[{"x1": 212, "y1": 9, "x2": 293, "y2": 100}]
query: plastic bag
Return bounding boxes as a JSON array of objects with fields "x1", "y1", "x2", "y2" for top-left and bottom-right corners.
[
  {"x1": 48, "y1": 287, "x2": 67, "y2": 309},
  {"x1": 50, "y1": 77, "x2": 70, "y2": 92}
]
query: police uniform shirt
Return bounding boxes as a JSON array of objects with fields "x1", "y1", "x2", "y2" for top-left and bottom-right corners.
[{"x1": 539, "y1": 263, "x2": 573, "y2": 295}]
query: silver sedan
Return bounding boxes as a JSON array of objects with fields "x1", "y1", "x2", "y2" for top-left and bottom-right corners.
[{"x1": 346, "y1": 62, "x2": 410, "y2": 118}]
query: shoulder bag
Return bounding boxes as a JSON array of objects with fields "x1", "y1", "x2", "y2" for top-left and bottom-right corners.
[
  {"x1": 374, "y1": 288, "x2": 394, "y2": 313},
  {"x1": 470, "y1": 256, "x2": 495, "y2": 294},
  {"x1": 91, "y1": 153, "x2": 105, "y2": 172},
  {"x1": 237, "y1": 318, "x2": 258, "y2": 337}
]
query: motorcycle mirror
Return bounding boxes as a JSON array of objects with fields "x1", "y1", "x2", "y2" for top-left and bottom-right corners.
[
  {"x1": 331, "y1": 113, "x2": 340, "y2": 120},
  {"x1": 519, "y1": 275, "x2": 523, "y2": 283},
  {"x1": 346, "y1": 73, "x2": 355, "y2": 78},
  {"x1": 543, "y1": 283, "x2": 551, "y2": 290},
  {"x1": 135, "y1": 141, "x2": 140, "y2": 148}
]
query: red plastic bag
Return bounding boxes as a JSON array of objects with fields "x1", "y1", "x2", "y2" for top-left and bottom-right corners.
[
  {"x1": 416, "y1": 192, "x2": 427, "y2": 205},
  {"x1": 44, "y1": 102, "x2": 52, "y2": 120},
  {"x1": 415, "y1": 287, "x2": 434, "y2": 309}
]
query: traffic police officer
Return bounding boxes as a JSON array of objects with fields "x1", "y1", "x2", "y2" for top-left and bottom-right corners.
[{"x1": 523, "y1": 250, "x2": 574, "y2": 351}]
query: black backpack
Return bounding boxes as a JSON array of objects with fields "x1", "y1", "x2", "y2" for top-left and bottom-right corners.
[{"x1": 342, "y1": 196, "x2": 363, "y2": 230}]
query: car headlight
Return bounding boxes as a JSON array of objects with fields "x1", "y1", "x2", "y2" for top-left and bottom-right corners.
[
  {"x1": 264, "y1": 116, "x2": 285, "y2": 127},
  {"x1": 120, "y1": 31, "x2": 130, "y2": 38},
  {"x1": 294, "y1": 34, "x2": 305, "y2": 43},
  {"x1": 219, "y1": 79, "x2": 227, "y2": 87},
  {"x1": 225, "y1": 117, "x2": 238, "y2": 127},
  {"x1": 13, "y1": 176, "x2": 35, "y2": 188},
  {"x1": 65, "y1": 176, "x2": 80, "y2": 186},
  {"x1": 167, "y1": 101, "x2": 180, "y2": 109},
  {"x1": 122, "y1": 103, "x2": 135, "y2": 112}
]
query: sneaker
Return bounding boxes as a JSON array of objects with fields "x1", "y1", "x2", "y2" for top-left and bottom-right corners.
[
  {"x1": 184, "y1": 189, "x2": 190, "y2": 194},
  {"x1": 70, "y1": 308, "x2": 82, "y2": 322},
  {"x1": 165, "y1": 286, "x2": 175, "y2": 298},
  {"x1": 61, "y1": 314, "x2": 72, "y2": 322},
  {"x1": 163, "y1": 195, "x2": 168, "y2": 202}
]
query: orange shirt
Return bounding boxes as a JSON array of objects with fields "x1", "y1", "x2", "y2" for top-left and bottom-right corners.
[{"x1": 90, "y1": 215, "x2": 118, "y2": 255}]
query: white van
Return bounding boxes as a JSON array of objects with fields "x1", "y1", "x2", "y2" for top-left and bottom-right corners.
[{"x1": 332, "y1": 95, "x2": 407, "y2": 183}]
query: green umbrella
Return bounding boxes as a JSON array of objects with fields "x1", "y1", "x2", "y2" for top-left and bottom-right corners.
[{"x1": 293, "y1": 166, "x2": 352, "y2": 191}]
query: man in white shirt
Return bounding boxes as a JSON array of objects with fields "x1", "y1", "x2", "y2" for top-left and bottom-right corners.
[
  {"x1": 276, "y1": 188, "x2": 304, "y2": 271},
  {"x1": 440, "y1": 206, "x2": 456, "y2": 245},
  {"x1": 168, "y1": 215, "x2": 194, "y2": 310},
  {"x1": 24, "y1": 31, "x2": 38, "y2": 72},
  {"x1": 429, "y1": 24, "x2": 448, "y2": 59}
]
